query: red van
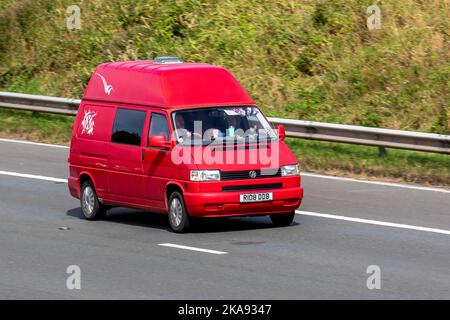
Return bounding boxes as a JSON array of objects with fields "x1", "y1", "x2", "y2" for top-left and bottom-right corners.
[{"x1": 68, "y1": 57, "x2": 303, "y2": 232}]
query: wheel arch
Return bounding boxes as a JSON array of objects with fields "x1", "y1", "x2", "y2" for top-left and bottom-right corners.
[
  {"x1": 164, "y1": 182, "x2": 185, "y2": 212},
  {"x1": 79, "y1": 172, "x2": 97, "y2": 191}
]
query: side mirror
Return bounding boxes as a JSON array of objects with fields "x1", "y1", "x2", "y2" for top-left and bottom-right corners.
[
  {"x1": 149, "y1": 134, "x2": 170, "y2": 149},
  {"x1": 277, "y1": 125, "x2": 286, "y2": 141}
]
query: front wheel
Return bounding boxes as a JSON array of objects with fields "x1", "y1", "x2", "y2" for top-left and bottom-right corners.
[
  {"x1": 168, "y1": 191, "x2": 191, "y2": 233},
  {"x1": 270, "y1": 212, "x2": 295, "y2": 227}
]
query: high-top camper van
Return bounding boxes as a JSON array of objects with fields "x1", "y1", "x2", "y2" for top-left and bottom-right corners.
[{"x1": 68, "y1": 57, "x2": 303, "y2": 232}]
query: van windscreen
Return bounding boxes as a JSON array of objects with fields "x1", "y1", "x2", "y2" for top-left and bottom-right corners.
[{"x1": 172, "y1": 106, "x2": 277, "y2": 145}]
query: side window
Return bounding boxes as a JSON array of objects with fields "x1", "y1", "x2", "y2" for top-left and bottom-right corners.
[
  {"x1": 149, "y1": 113, "x2": 170, "y2": 141},
  {"x1": 111, "y1": 108, "x2": 146, "y2": 146}
]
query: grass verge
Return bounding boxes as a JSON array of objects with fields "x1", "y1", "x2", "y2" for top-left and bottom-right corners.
[
  {"x1": 287, "y1": 138, "x2": 450, "y2": 187},
  {"x1": 0, "y1": 109, "x2": 448, "y2": 188},
  {"x1": 0, "y1": 109, "x2": 73, "y2": 144},
  {"x1": 1, "y1": 0, "x2": 449, "y2": 134}
]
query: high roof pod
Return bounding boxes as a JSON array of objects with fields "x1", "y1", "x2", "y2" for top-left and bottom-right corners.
[{"x1": 82, "y1": 59, "x2": 255, "y2": 108}]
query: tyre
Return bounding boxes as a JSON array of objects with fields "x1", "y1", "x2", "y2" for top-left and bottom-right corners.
[
  {"x1": 168, "y1": 191, "x2": 190, "y2": 233},
  {"x1": 270, "y1": 212, "x2": 295, "y2": 227},
  {"x1": 80, "y1": 180, "x2": 107, "y2": 220}
]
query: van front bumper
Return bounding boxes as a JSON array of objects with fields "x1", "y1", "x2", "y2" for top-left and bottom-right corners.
[{"x1": 183, "y1": 186, "x2": 303, "y2": 217}]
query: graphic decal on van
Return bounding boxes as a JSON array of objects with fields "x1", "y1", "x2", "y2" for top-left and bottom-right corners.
[
  {"x1": 95, "y1": 73, "x2": 113, "y2": 95},
  {"x1": 81, "y1": 110, "x2": 97, "y2": 135}
]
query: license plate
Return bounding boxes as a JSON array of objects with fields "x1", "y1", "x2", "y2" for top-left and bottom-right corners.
[{"x1": 239, "y1": 192, "x2": 273, "y2": 203}]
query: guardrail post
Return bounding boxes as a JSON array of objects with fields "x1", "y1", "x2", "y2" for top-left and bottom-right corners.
[{"x1": 378, "y1": 146, "x2": 387, "y2": 157}]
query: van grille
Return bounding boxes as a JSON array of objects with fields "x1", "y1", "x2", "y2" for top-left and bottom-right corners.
[
  {"x1": 222, "y1": 183, "x2": 282, "y2": 192},
  {"x1": 221, "y1": 169, "x2": 281, "y2": 181}
]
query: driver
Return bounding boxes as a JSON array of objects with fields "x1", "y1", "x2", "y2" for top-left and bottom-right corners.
[{"x1": 174, "y1": 113, "x2": 201, "y2": 142}]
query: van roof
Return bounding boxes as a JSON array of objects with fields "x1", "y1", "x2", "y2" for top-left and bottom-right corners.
[{"x1": 82, "y1": 60, "x2": 255, "y2": 109}]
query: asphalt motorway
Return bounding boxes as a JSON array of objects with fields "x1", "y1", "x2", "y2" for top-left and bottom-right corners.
[{"x1": 0, "y1": 138, "x2": 449, "y2": 299}]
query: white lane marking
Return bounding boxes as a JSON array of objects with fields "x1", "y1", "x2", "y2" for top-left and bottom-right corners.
[
  {"x1": 0, "y1": 138, "x2": 69, "y2": 149},
  {"x1": 296, "y1": 210, "x2": 450, "y2": 236},
  {"x1": 0, "y1": 170, "x2": 68, "y2": 183},
  {"x1": 1, "y1": 169, "x2": 448, "y2": 237},
  {"x1": 158, "y1": 243, "x2": 228, "y2": 255},
  {"x1": 1, "y1": 138, "x2": 449, "y2": 193},
  {"x1": 301, "y1": 172, "x2": 450, "y2": 194}
]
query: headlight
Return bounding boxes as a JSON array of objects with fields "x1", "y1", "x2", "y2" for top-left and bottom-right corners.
[
  {"x1": 281, "y1": 164, "x2": 300, "y2": 176},
  {"x1": 190, "y1": 170, "x2": 221, "y2": 181}
]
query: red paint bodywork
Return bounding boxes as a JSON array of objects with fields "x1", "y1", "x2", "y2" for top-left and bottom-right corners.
[{"x1": 68, "y1": 60, "x2": 303, "y2": 217}]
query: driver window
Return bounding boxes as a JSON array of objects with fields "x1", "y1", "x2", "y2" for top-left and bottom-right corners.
[{"x1": 149, "y1": 113, "x2": 169, "y2": 142}]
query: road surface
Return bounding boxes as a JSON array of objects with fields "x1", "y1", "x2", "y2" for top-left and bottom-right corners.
[{"x1": 0, "y1": 138, "x2": 449, "y2": 299}]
